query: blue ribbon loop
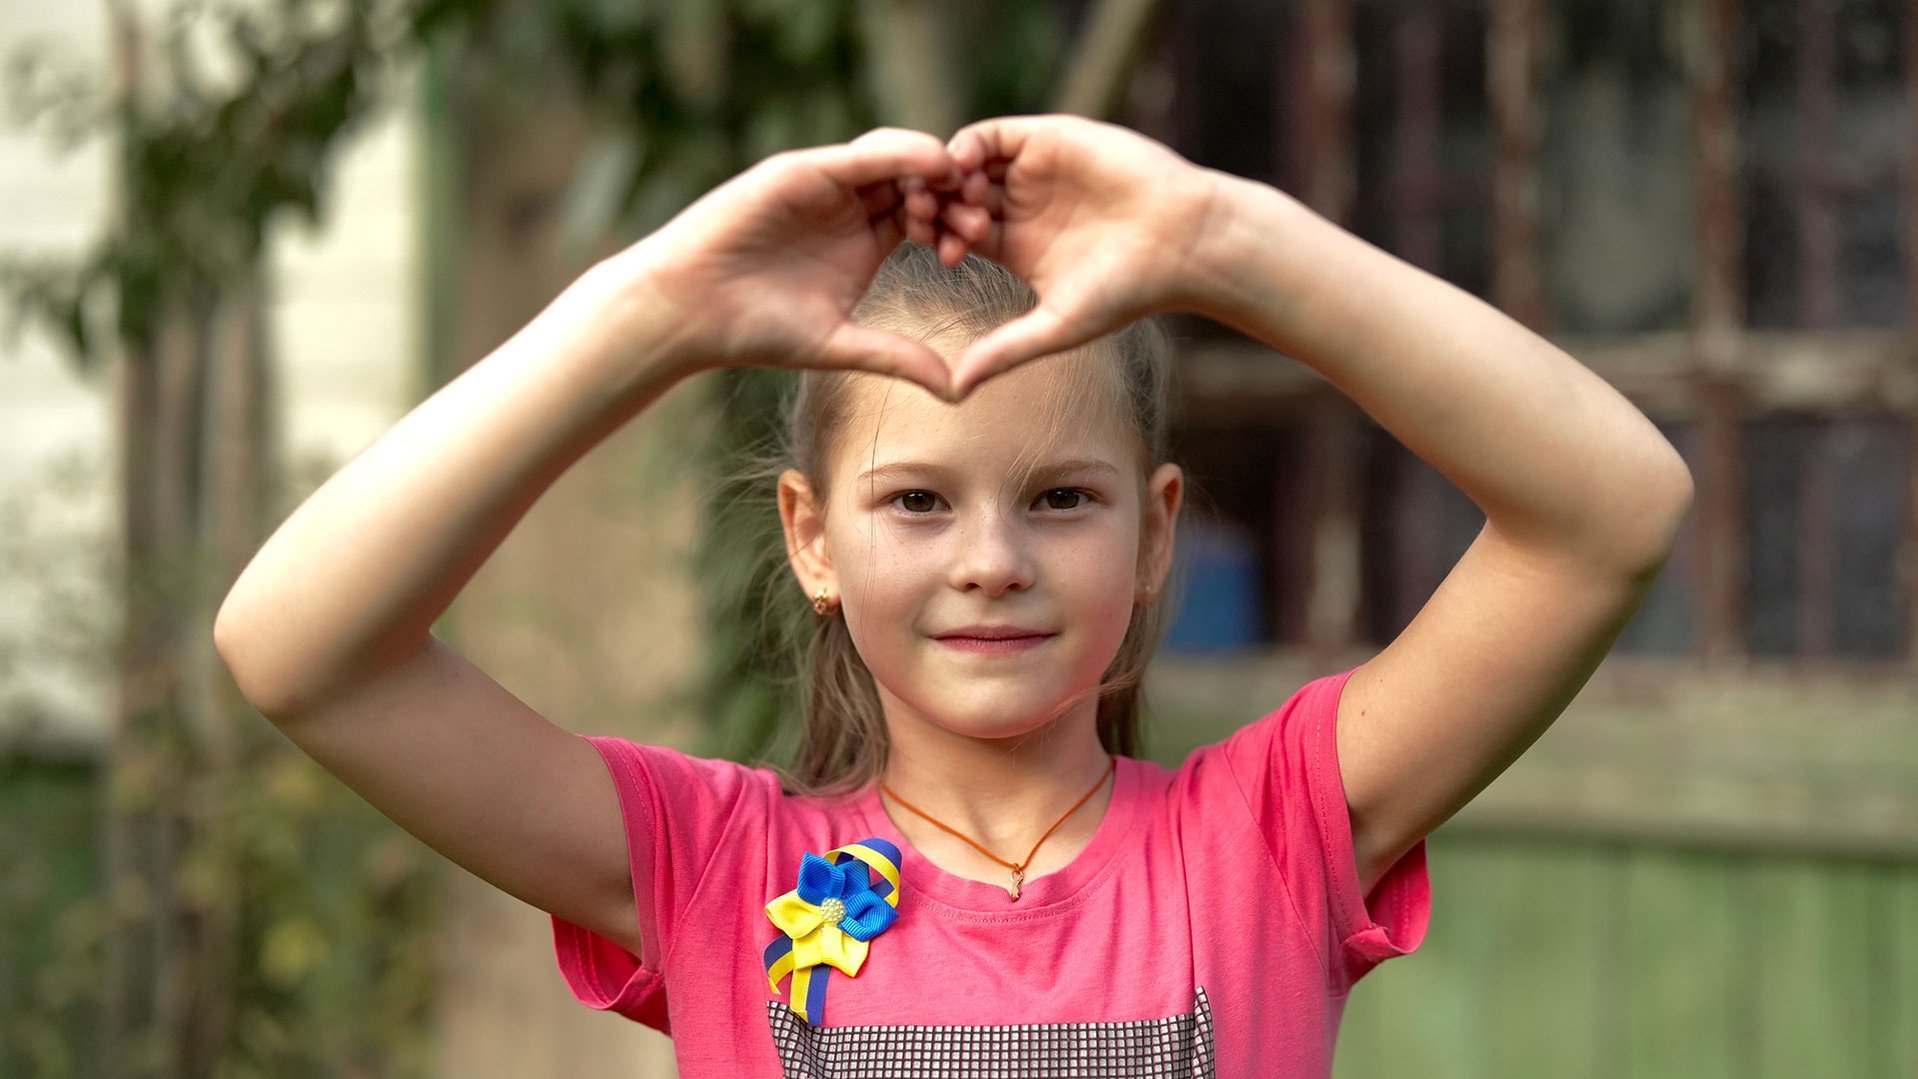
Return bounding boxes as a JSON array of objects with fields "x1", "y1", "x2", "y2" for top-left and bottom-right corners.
[
  {"x1": 795, "y1": 852, "x2": 898, "y2": 941},
  {"x1": 763, "y1": 838, "x2": 904, "y2": 1025}
]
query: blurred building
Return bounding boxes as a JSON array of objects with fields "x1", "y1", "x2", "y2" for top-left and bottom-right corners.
[
  {"x1": 0, "y1": 1, "x2": 420, "y2": 754},
  {"x1": 1142, "y1": 1, "x2": 1918, "y2": 1073}
]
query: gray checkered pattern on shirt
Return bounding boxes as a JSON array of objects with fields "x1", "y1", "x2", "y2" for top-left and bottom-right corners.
[{"x1": 766, "y1": 987, "x2": 1217, "y2": 1078}]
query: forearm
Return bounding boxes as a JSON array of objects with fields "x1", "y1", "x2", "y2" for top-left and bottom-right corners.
[
  {"x1": 1193, "y1": 175, "x2": 1693, "y2": 570},
  {"x1": 214, "y1": 245, "x2": 697, "y2": 715}
]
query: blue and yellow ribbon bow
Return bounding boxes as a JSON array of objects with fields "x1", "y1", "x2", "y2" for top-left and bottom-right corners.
[{"x1": 762, "y1": 838, "x2": 902, "y2": 1025}]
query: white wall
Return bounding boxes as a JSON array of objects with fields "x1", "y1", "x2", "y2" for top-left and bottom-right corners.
[{"x1": 0, "y1": 0, "x2": 419, "y2": 751}]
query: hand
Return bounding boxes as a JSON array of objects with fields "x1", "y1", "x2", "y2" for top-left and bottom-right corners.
[
  {"x1": 935, "y1": 115, "x2": 1231, "y2": 397},
  {"x1": 636, "y1": 128, "x2": 978, "y2": 399}
]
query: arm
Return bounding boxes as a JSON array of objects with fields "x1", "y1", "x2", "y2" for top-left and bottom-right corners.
[
  {"x1": 938, "y1": 115, "x2": 1694, "y2": 897},
  {"x1": 1197, "y1": 179, "x2": 1693, "y2": 894},
  {"x1": 214, "y1": 130, "x2": 965, "y2": 959},
  {"x1": 214, "y1": 254, "x2": 688, "y2": 958}
]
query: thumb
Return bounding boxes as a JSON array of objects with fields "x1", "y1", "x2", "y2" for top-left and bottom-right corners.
[
  {"x1": 950, "y1": 304, "x2": 1084, "y2": 398},
  {"x1": 816, "y1": 323, "x2": 957, "y2": 400}
]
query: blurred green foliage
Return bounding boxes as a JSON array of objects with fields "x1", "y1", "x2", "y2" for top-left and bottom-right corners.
[
  {"x1": 0, "y1": 0, "x2": 1093, "y2": 1073},
  {"x1": 0, "y1": 754, "x2": 440, "y2": 1079},
  {"x1": 0, "y1": 445, "x2": 443, "y2": 1078}
]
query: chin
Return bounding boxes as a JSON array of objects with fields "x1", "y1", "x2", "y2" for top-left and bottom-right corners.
[
  {"x1": 937, "y1": 718, "x2": 1055, "y2": 743},
  {"x1": 875, "y1": 669, "x2": 1101, "y2": 743},
  {"x1": 929, "y1": 698, "x2": 1088, "y2": 743}
]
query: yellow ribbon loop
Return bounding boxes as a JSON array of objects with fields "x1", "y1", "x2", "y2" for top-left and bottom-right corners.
[
  {"x1": 765, "y1": 891, "x2": 871, "y2": 980},
  {"x1": 761, "y1": 838, "x2": 903, "y2": 1024}
]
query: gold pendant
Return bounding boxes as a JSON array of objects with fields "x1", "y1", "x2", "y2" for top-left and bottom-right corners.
[{"x1": 1007, "y1": 866, "x2": 1024, "y2": 901}]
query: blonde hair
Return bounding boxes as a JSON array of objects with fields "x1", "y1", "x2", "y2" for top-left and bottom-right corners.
[{"x1": 752, "y1": 244, "x2": 1182, "y2": 797}]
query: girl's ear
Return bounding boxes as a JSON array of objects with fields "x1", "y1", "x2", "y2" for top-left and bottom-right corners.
[
  {"x1": 778, "y1": 469, "x2": 835, "y2": 596},
  {"x1": 1140, "y1": 463, "x2": 1184, "y2": 596}
]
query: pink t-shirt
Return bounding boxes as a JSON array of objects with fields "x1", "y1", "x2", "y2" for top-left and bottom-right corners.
[{"x1": 550, "y1": 665, "x2": 1430, "y2": 1077}]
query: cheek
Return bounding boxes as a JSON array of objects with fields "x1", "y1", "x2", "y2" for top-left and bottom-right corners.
[
  {"x1": 829, "y1": 515, "x2": 936, "y2": 584},
  {"x1": 827, "y1": 518, "x2": 935, "y2": 641}
]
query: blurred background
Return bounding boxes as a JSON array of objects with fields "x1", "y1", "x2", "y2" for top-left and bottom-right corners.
[{"x1": 2, "y1": 0, "x2": 1915, "y2": 1076}]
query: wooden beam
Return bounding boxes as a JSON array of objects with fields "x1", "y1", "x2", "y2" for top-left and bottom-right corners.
[
  {"x1": 1795, "y1": 0, "x2": 1843, "y2": 330},
  {"x1": 1391, "y1": 3, "x2": 1445, "y2": 272},
  {"x1": 1294, "y1": 0, "x2": 1355, "y2": 224},
  {"x1": 1149, "y1": 651, "x2": 1918, "y2": 860},
  {"x1": 1177, "y1": 330, "x2": 1918, "y2": 421},
  {"x1": 1691, "y1": 0, "x2": 1746, "y2": 347},
  {"x1": 1301, "y1": 400, "x2": 1364, "y2": 664},
  {"x1": 1689, "y1": 0, "x2": 1749, "y2": 665},
  {"x1": 1797, "y1": 420, "x2": 1836, "y2": 656},
  {"x1": 1903, "y1": 0, "x2": 1918, "y2": 674},
  {"x1": 1282, "y1": 0, "x2": 1365, "y2": 665},
  {"x1": 1488, "y1": 0, "x2": 1549, "y2": 331}
]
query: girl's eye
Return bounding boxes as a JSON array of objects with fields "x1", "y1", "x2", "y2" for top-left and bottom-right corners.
[
  {"x1": 887, "y1": 488, "x2": 1094, "y2": 514},
  {"x1": 895, "y1": 491, "x2": 941, "y2": 514}
]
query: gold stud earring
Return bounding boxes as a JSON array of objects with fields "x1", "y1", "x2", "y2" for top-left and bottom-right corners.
[{"x1": 813, "y1": 587, "x2": 834, "y2": 616}]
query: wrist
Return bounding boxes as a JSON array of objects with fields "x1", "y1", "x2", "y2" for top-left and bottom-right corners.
[
  {"x1": 571, "y1": 241, "x2": 711, "y2": 388},
  {"x1": 1178, "y1": 173, "x2": 1321, "y2": 345}
]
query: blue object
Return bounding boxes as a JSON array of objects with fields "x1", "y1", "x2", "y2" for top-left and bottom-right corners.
[{"x1": 1163, "y1": 520, "x2": 1261, "y2": 653}]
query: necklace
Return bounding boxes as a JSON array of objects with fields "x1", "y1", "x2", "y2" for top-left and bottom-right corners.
[{"x1": 879, "y1": 756, "x2": 1115, "y2": 901}]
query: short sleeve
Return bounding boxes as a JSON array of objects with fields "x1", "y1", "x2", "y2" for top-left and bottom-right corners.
[
  {"x1": 548, "y1": 736, "x2": 775, "y2": 1031},
  {"x1": 1219, "y1": 667, "x2": 1431, "y2": 992}
]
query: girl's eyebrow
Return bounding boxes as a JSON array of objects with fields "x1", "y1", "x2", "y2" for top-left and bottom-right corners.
[{"x1": 856, "y1": 458, "x2": 1121, "y2": 486}]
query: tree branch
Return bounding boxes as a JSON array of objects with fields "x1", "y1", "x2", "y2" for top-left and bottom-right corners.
[
  {"x1": 857, "y1": 0, "x2": 961, "y2": 134},
  {"x1": 1051, "y1": 0, "x2": 1167, "y2": 119}
]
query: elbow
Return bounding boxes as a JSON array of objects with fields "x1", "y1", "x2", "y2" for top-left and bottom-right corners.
[
  {"x1": 1500, "y1": 443, "x2": 1694, "y2": 579},
  {"x1": 1620, "y1": 447, "x2": 1694, "y2": 577},
  {"x1": 1656, "y1": 441, "x2": 1696, "y2": 509},
  {"x1": 213, "y1": 611, "x2": 264, "y2": 713},
  {"x1": 212, "y1": 607, "x2": 298, "y2": 721}
]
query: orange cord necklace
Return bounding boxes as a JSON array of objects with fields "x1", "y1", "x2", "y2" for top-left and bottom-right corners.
[{"x1": 880, "y1": 756, "x2": 1115, "y2": 901}]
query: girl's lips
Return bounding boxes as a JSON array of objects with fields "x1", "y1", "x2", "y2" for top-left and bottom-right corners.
[{"x1": 934, "y1": 634, "x2": 1054, "y2": 654}]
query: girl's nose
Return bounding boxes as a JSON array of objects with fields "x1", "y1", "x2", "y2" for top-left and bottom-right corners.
[{"x1": 950, "y1": 504, "x2": 1036, "y2": 597}]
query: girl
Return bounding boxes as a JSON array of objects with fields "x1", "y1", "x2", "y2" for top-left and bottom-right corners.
[{"x1": 215, "y1": 117, "x2": 1693, "y2": 1077}]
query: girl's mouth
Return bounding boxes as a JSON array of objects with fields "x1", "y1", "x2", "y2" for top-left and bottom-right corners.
[{"x1": 934, "y1": 634, "x2": 1054, "y2": 655}]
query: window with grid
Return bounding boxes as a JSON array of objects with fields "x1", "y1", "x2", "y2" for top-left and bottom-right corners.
[{"x1": 1137, "y1": 0, "x2": 1916, "y2": 672}]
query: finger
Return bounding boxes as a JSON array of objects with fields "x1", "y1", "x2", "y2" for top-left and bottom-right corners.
[
  {"x1": 976, "y1": 180, "x2": 1006, "y2": 217},
  {"x1": 812, "y1": 128, "x2": 959, "y2": 190},
  {"x1": 818, "y1": 323, "x2": 958, "y2": 401},
  {"x1": 889, "y1": 178, "x2": 941, "y2": 246},
  {"x1": 865, "y1": 184, "x2": 921, "y2": 248},
  {"x1": 937, "y1": 228, "x2": 968, "y2": 267},
  {"x1": 961, "y1": 169, "x2": 990, "y2": 205},
  {"x1": 905, "y1": 207, "x2": 937, "y2": 247},
  {"x1": 941, "y1": 215, "x2": 1002, "y2": 263},
  {"x1": 949, "y1": 304, "x2": 1087, "y2": 398},
  {"x1": 947, "y1": 117, "x2": 1042, "y2": 173},
  {"x1": 923, "y1": 162, "x2": 968, "y2": 193},
  {"x1": 857, "y1": 180, "x2": 902, "y2": 219},
  {"x1": 872, "y1": 205, "x2": 907, "y2": 251},
  {"x1": 902, "y1": 179, "x2": 940, "y2": 223},
  {"x1": 949, "y1": 117, "x2": 1069, "y2": 195},
  {"x1": 943, "y1": 176, "x2": 1005, "y2": 220},
  {"x1": 938, "y1": 201, "x2": 993, "y2": 243}
]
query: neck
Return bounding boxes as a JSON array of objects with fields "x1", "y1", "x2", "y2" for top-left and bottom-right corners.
[{"x1": 874, "y1": 695, "x2": 1115, "y2": 859}]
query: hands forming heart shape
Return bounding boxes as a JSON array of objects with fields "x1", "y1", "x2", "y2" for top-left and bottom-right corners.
[{"x1": 640, "y1": 115, "x2": 1234, "y2": 402}]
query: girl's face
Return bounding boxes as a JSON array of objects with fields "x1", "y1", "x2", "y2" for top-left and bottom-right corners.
[{"x1": 780, "y1": 351, "x2": 1182, "y2": 748}]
